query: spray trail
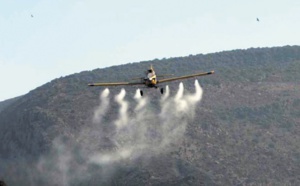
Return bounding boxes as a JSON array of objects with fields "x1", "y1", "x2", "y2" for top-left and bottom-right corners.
[
  {"x1": 38, "y1": 81, "x2": 205, "y2": 185},
  {"x1": 161, "y1": 85, "x2": 170, "y2": 102},
  {"x1": 37, "y1": 139, "x2": 72, "y2": 186},
  {"x1": 158, "y1": 81, "x2": 203, "y2": 148},
  {"x1": 174, "y1": 82, "x2": 188, "y2": 112},
  {"x1": 186, "y1": 80, "x2": 203, "y2": 103},
  {"x1": 93, "y1": 88, "x2": 110, "y2": 123},
  {"x1": 114, "y1": 89, "x2": 128, "y2": 129},
  {"x1": 134, "y1": 89, "x2": 147, "y2": 111},
  {"x1": 90, "y1": 80, "x2": 204, "y2": 164}
]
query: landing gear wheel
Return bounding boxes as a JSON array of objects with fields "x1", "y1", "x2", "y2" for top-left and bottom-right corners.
[
  {"x1": 160, "y1": 88, "x2": 164, "y2": 94},
  {"x1": 140, "y1": 90, "x2": 143, "y2": 96}
]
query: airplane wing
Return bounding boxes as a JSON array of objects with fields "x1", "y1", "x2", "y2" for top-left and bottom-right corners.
[
  {"x1": 88, "y1": 81, "x2": 144, "y2": 86},
  {"x1": 158, "y1": 71, "x2": 214, "y2": 83}
]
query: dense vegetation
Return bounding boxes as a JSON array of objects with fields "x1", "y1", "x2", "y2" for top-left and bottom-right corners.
[
  {"x1": 0, "y1": 46, "x2": 299, "y2": 185},
  {"x1": 0, "y1": 97, "x2": 20, "y2": 113}
]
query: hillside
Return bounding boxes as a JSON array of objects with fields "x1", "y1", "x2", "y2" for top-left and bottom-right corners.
[
  {"x1": 0, "y1": 46, "x2": 300, "y2": 185},
  {"x1": 0, "y1": 97, "x2": 20, "y2": 113}
]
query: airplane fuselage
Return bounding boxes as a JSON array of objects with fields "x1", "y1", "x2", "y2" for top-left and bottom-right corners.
[{"x1": 144, "y1": 78, "x2": 158, "y2": 88}]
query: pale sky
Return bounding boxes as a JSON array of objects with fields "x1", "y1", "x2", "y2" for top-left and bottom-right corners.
[{"x1": 0, "y1": 0, "x2": 299, "y2": 101}]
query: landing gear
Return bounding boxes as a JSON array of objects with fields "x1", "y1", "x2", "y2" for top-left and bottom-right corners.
[
  {"x1": 160, "y1": 88, "x2": 164, "y2": 94},
  {"x1": 140, "y1": 90, "x2": 143, "y2": 96}
]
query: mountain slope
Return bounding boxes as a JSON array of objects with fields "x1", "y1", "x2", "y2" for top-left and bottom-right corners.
[
  {"x1": 0, "y1": 45, "x2": 299, "y2": 185},
  {"x1": 0, "y1": 97, "x2": 20, "y2": 113}
]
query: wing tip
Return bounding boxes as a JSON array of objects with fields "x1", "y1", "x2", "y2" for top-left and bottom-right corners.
[{"x1": 208, "y1": 70, "x2": 215, "y2": 75}]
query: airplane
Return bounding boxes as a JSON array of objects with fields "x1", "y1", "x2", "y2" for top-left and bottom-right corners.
[{"x1": 88, "y1": 65, "x2": 214, "y2": 96}]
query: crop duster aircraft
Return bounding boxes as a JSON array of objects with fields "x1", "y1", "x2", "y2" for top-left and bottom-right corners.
[{"x1": 88, "y1": 65, "x2": 214, "y2": 96}]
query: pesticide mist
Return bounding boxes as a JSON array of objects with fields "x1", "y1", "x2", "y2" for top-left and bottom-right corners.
[
  {"x1": 36, "y1": 80, "x2": 203, "y2": 185},
  {"x1": 90, "y1": 80, "x2": 203, "y2": 164}
]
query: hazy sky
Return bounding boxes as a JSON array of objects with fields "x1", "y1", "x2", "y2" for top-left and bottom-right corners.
[{"x1": 0, "y1": 0, "x2": 299, "y2": 101}]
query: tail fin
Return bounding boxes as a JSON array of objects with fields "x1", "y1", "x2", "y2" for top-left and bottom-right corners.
[{"x1": 150, "y1": 64, "x2": 154, "y2": 71}]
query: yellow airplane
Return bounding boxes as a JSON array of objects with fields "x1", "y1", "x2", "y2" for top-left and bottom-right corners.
[{"x1": 88, "y1": 65, "x2": 214, "y2": 96}]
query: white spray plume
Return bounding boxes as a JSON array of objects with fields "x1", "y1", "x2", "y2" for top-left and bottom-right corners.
[
  {"x1": 161, "y1": 85, "x2": 170, "y2": 102},
  {"x1": 114, "y1": 89, "x2": 129, "y2": 128},
  {"x1": 174, "y1": 82, "x2": 189, "y2": 112},
  {"x1": 93, "y1": 88, "x2": 110, "y2": 123},
  {"x1": 175, "y1": 82, "x2": 184, "y2": 100},
  {"x1": 186, "y1": 80, "x2": 203, "y2": 103},
  {"x1": 37, "y1": 138, "x2": 72, "y2": 186},
  {"x1": 134, "y1": 88, "x2": 142, "y2": 99},
  {"x1": 134, "y1": 89, "x2": 147, "y2": 111},
  {"x1": 159, "y1": 80, "x2": 203, "y2": 148},
  {"x1": 101, "y1": 88, "x2": 110, "y2": 98},
  {"x1": 90, "y1": 147, "x2": 133, "y2": 165}
]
